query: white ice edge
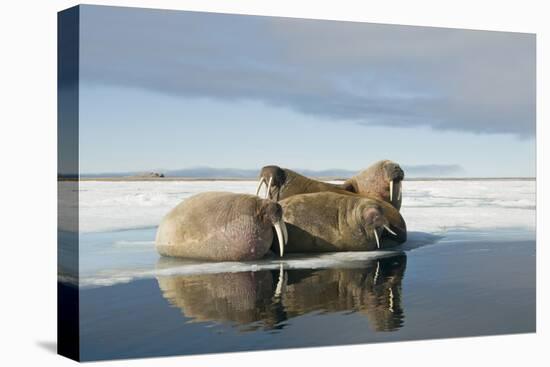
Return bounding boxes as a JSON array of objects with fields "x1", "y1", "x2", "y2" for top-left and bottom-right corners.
[{"x1": 75, "y1": 250, "x2": 402, "y2": 288}]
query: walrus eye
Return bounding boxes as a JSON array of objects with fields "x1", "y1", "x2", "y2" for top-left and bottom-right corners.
[{"x1": 362, "y1": 207, "x2": 383, "y2": 227}]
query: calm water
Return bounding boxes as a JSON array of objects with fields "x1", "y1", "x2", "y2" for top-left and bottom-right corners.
[{"x1": 75, "y1": 229, "x2": 536, "y2": 361}]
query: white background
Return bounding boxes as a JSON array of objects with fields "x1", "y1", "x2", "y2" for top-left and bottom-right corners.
[{"x1": 0, "y1": 0, "x2": 547, "y2": 365}]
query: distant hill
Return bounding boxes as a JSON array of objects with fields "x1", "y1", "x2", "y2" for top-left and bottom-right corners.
[
  {"x1": 80, "y1": 167, "x2": 358, "y2": 179},
  {"x1": 79, "y1": 164, "x2": 479, "y2": 179}
]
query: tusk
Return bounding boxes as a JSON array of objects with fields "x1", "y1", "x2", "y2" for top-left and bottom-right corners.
[
  {"x1": 274, "y1": 263, "x2": 284, "y2": 298},
  {"x1": 373, "y1": 229, "x2": 380, "y2": 249},
  {"x1": 388, "y1": 287, "x2": 394, "y2": 313},
  {"x1": 265, "y1": 177, "x2": 273, "y2": 200},
  {"x1": 389, "y1": 180, "x2": 393, "y2": 202},
  {"x1": 397, "y1": 182, "x2": 402, "y2": 201},
  {"x1": 274, "y1": 222, "x2": 285, "y2": 257},
  {"x1": 280, "y1": 219, "x2": 288, "y2": 245},
  {"x1": 255, "y1": 177, "x2": 266, "y2": 196},
  {"x1": 383, "y1": 224, "x2": 397, "y2": 236},
  {"x1": 373, "y1": 261, "x2": 380, "y2": 284}
]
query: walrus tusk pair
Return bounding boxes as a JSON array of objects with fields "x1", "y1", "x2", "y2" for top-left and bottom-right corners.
[
  {"x1": 273, "y1": 219, "x2": 288, "y2": 257},
  {"x1": 256, "y1": 177, "x2": 273, "y2": 199},
  {"x1": 389, "y1": 180, "x2": 402, "y2": 203},
  {"x1": 373, "y1": 225, "x2": 398, "y2": 249}
]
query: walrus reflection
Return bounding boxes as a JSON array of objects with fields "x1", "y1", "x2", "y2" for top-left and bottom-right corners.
[
  {"x1": 157, "y1": 271, "x2": 284, "y2": 331},
  {"x1": 280, "y1": 255, "x2": 406, "y2": 331},
  {"x1": 155, "y1": 255, "x2": 406, "y2": 332}
]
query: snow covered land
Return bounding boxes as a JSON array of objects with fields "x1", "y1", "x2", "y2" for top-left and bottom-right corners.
[{"x1": 71, "y1": 179, "x2": 535, "y2": 234}]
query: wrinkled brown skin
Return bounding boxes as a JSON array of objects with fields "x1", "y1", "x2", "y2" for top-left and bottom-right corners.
[
  {"x1": 155, "y1": 255, "x2": 406, "y2": 332},
  {"x1": 156, "y1": 192, "x2": 282, "y2": 261},
  {"x1": 280, "y1": 192, "x2": 406, "y2": 252},
  {"x1": 259, "y1": 160, "x2": 404, "y2": 210},
  {"x1": 343, "y1": 160, "x2": 405, "y2": 210}
]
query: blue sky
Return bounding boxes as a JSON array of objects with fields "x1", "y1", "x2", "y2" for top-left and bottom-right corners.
[{"x1": 77, "y1": 5, "x2": 535, "y2": 177}]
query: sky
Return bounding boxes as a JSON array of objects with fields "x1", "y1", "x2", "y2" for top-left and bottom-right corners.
[{"x1": 76, "y1": 5, "x2": 536, "y2": 177}]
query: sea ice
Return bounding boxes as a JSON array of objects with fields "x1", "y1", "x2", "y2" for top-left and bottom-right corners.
[{"x1": 75, "y1": 179, "x2": 535, "y2": 234}]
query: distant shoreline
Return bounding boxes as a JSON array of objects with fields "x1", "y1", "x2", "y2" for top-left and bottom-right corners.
[{"x1": 69, "y1": 176, "x2": 536, "y2": 182}]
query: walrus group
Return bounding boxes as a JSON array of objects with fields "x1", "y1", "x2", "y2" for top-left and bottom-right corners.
[{"x1": 155, "y1": 160, "x2": 407, "y2": 261}]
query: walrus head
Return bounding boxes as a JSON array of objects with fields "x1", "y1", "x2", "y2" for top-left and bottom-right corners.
[
  {"x1": 357, "y1": 202, "x2": 401, "y2": 249},
  {"x1": 280, "y1": 192, "x2": 406, "y2": 253},
  {"x1": 257, "y1": 199, "x2": 288, "y2": 257},
  {"x1": 343, "y1": 160, "x2": 405, "y2": 210},
  {"x1": 256, "y1": 165, "x2": 288, "y2": 201}
]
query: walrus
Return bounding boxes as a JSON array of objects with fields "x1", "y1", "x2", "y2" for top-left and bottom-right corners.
[
  {"x1": 343, "y1": 160, "x2": 405, "y2": 210},
  {"x1": 155, "y1": 255, "x2": 406, "y2": 332},
  {"x1": 256, "y1": 160, "x2": 404, "y2": 210},
  {"x1": 279, "y1": 192, "x2": 406, "y2": 252},
  {"x1": 155, "y1": 192, "x2": 288, "y2": 261}
]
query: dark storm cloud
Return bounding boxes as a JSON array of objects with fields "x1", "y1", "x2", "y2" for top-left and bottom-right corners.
[{"x1": 79, "y1": 5, "x2": 536, "y2": 137}]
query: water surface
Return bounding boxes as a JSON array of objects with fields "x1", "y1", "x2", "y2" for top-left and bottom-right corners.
[{"x1": 64, "y1": 180, "x2": 536, "y2": 361}]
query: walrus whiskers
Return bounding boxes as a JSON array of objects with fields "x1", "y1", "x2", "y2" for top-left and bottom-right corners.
[
  {"x1": 383, "y1": 224, "x2": 397, "y2": 236},
  {"x1": 373, "y1": 229, "x2": 380, "y2": 248},
  {"x1": 389, "y1": 180, "x2": 394, "y2": 202}
]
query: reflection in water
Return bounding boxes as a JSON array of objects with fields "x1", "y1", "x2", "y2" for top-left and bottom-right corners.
[{"x1": 156, "y1": 254, "x2": 406, "y2": 332}]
